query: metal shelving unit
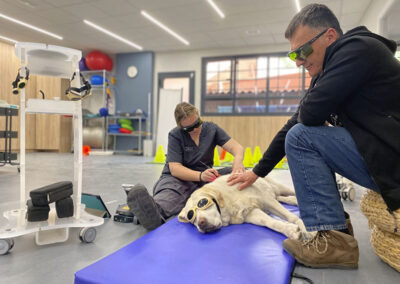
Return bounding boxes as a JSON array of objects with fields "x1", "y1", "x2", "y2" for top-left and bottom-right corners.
[
  {"x1": 80, "y1": 70, "x2": 115, "y2": 151},
  {"x1": 105, "y1": 115, "x2": 151, "y2": 155},
  {"x1": 0, "y1": 107, "x2": 19, "y2": 169}
]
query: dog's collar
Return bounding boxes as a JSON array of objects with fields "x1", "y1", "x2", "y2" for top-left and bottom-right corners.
[{"x1": 212, "y1": 198, "x2": 221, "y2": 215}]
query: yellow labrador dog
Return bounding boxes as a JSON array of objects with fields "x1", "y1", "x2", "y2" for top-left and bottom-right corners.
[{"x1": 178, "y1": 174, "x2": 308, "y2": 240}]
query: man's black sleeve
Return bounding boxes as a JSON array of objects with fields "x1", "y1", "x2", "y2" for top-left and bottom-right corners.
[
  {"x1": 298, "y1": 39, "x2": 374, "y2": 125},
  {"x1": 252, "y1": 111, "x2": 299, "y2": 177}
]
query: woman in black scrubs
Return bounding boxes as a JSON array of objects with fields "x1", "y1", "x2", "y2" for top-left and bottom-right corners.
[{"x1": 128, "y1": 102, "x2": 245, "y2": 230}]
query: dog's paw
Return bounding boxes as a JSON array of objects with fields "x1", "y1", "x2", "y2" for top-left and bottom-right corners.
[
  {"x1": 284, "y1": 223, "x2": 301, "y2": 240},
  {"x1": 293, "y1": 219, "x2": 317, "y2": 240},
  {"x1": 300, "y1": 231, "x2": 317, "y2": 241},
  {"x1": 294, "y1": 219, "x2": 307, "y2": 232}
]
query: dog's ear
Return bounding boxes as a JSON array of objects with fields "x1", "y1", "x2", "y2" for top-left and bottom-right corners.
[{"x1": 202, "y1": 186, "x2": 225, "y2": 208}]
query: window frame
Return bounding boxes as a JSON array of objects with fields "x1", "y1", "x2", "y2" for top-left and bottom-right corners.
[{"x1": 201, "y1": 52, "x2": 308, "y2": 116}]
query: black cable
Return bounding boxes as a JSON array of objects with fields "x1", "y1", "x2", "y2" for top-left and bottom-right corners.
[
  {"x1": 291, "y1": 272, "x2": 314, "y2": 284},
  {"x1": 39, "y1": 90, "x2": 45, "y2": 99}
]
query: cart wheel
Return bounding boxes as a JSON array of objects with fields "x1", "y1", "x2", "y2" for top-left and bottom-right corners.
[
  {"x1": 0, "y1": 239, "x2": 13, "y2": 255},
  {"x1": 9, "y1": 239, "x2": 14, "y2": 250},
  {"x1": 79, "y1": 227, "x2": 96, "y2": 243},
  {"x1": 347, "y1": 187, "x2": 356, "y2": 201},
  {"x1": 340, "y1": 190, "x2": 348, "y2": 200}
]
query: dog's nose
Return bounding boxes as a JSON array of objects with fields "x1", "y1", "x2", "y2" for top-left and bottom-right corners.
[{"x1": 198, "y1": 217, "x2": 208, "y2": 228}]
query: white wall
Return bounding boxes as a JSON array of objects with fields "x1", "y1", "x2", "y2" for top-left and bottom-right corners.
[{"x1": 360, "y1": 0, "x2": 397, "y2": 35}]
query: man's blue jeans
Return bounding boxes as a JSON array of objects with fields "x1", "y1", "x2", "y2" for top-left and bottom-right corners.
[{"x1": 285, "y1": 123, "x2": 379, "y2": 231}]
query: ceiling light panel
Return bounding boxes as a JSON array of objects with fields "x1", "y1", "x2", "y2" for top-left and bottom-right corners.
[
  {"x1": 141, "y1": 10, "x2": 190, "y2": 46},
  {"x1": 0, "y1": 12, "x2": 63, "y2": 40},
  {"x1": 0, "y1": 35, "x2": 17, "y2": 43},
  {"x1": 206, "y1": 0, "x2": 225, "y2": 18},
  {"x1": 83, "y1": 20, "x2": 143, "y2": 51},
  {"x1": 295, "y1": 0, "x2": 301, "y2": 12}
]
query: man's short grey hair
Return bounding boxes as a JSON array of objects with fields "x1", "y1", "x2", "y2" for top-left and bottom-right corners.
[{"x1": 285, "y1": 3, "x2": 343, "y2": 39}]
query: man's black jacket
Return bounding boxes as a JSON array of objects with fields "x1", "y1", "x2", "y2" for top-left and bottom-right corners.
[{"x1": 253, "y1": 26, "x2": 400, "y2": 210}]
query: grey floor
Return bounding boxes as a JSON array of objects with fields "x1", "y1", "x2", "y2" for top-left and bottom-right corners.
[{"x1": 0, "y1": 153, "x2": 398, "y2": 284}]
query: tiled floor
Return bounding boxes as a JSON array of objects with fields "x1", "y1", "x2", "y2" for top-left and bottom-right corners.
[{"x1": 0, "y1": 153, "x2": 398, "y2": 284}]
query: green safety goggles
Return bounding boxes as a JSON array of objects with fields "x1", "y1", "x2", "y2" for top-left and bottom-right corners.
[{"x1": 287, "y1": 29, "x2": 328, "y2": 62}]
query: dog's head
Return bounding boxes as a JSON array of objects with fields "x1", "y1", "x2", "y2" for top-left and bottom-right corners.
[{"x1": 178, "y1": 186, "x2": 225, "y2": 233}]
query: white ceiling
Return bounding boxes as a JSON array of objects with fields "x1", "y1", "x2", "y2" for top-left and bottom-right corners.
[{"x1": 0, "y1": 0, "x2": 397, "y2": 55}]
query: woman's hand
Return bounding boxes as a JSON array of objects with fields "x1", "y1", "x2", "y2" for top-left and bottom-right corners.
[
  {"x1": 227, "y1": 171, "x2": 258, "y2": 190},
  {"x1": 200, "y1": 168, "x2": 220, "y2": 182},
  {"x1": 221, "y1": 138, "x2": 245, "y2": 174},
  {"x1": 232, "y1": 159, "x2": 245, "y2": 174}
]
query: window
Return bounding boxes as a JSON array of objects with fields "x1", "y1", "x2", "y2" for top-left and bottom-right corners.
[
  {"x1": 205, "y1": 60, "x2": 231, "y2": 97},
  {"x1": 202, "y1": 53, "x2": 310, "y2": 115}
]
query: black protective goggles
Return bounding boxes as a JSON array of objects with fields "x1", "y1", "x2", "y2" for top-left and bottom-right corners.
[
  {"x1": 186, "y1": 197, "x2": 215, "y2": 222},
  {"x1": 287, "y1": 29, "x2": 328, "y2": 62},
  {"x1": 181, "y1": 118, "x2": 203, "y2": 132}
]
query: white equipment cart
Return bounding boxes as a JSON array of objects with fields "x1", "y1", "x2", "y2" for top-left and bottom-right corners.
[{"x1": 0, "y1": 43, "x2": 104, "y2": 255}]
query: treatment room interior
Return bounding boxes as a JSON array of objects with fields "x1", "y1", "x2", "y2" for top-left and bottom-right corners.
[{"x1": 0, "y1": 0, "x2": 399, "y2": 283}]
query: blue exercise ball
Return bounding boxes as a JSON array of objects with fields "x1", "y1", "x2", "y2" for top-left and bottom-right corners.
[
  {"x1": 99, "y1": 107, "x2": 109, "y2": 117},
  {"x1": 90, "y1": 75, "x2": 104, "y2": 85}
]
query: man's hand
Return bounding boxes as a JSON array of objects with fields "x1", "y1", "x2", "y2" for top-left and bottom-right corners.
[
  {"x1": 227, "y1": 170, "x2": 259, "y2": 190},
  {"x1": 232, "y1": 159, "x2": 245, "y2": 174},
  {"x1": 201, "y1": 168, "x2": 220, "y2": 182}
]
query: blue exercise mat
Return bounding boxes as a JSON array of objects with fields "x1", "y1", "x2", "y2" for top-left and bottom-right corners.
[{"x1": 75, "y1": 204, "x2": 299, "y2": 284}]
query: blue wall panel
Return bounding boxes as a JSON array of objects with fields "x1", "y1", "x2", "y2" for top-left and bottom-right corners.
[{"x1": 115, "y1": 52, "x2": 154, "y2": 151}]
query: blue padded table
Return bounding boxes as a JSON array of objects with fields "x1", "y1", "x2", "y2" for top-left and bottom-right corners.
[{"x1": 75, "y1": 204, "x2": 299, "y2": 284}]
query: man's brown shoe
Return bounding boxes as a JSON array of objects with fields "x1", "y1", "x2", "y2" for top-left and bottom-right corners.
[
  {"x1": 283, "y1": 230, "x2": 359, "y2": 269},
  {"x1": 344, "y1": 211, "x2": 354, "y2": 237}
]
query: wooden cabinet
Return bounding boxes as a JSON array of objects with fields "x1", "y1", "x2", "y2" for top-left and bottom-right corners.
[
  {"x1": 34, "y1": 76, "x2": 71, "y2": 152},
  {"x1": 0, "y1": 41, "x2": 37, "y2": 151},
  {"x1": 0, "y1": 41, "x2": 71, "y2": 152},
  {"x1": 203, "y1": 115, "x2": 291, "y2": 150},
  {"x1": 35, "y1": 76, "x2": 62, "y2": 150}
]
